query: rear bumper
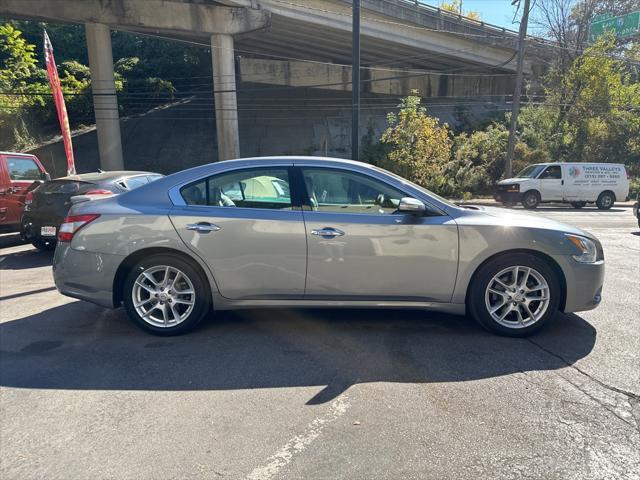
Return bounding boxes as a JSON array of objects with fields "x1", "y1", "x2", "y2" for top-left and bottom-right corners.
[
  {"x1": 53, "y1": 243, "x2": 124, "y2": 308},
  {"x1": 20, "y1": 213, "x2": 62, "y2": 243},
  {"x1": 553, "y1": 255, "x2": 605, "y2": 313}
]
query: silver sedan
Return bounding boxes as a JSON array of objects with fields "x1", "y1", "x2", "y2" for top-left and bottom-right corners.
[{"x1": 53, "y1": 157, "x2": 605, "y2": 337}]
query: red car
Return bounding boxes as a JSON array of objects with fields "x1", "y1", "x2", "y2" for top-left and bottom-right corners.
[{"x1": 0, "y1": 152, "x2": 49, "y2": 231}]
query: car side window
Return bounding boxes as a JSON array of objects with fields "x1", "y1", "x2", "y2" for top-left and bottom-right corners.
[
  {"x1": 539, "y1": 165, "x2": 562, "y2": 179},
  {"x1": 301, "y1": 168, "x2": 406, "y2": 215},
  {"x1": 180, "y1": 168, "x2": 292, "y2": 210},
  {"x1": 7, "y1": 157, "x2": 42, "y2": 181}
]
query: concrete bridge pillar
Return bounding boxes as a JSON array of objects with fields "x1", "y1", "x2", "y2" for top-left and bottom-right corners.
[
  {"x1": 85, "y1": 22, "x2": 124, "y2": 171},
  {"x1": 211, "y1": 34, "x2": 240, "y2": 161}
]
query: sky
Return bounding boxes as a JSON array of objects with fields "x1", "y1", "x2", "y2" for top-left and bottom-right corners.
[{"x1": 459, "y1": 0, "x2": 522, "y2": 30}]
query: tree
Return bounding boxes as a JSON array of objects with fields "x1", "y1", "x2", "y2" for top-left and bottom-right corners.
[
  {"x1": 379, "y1": 92, "x2": 452, "y2": 190},
  {"x1": 439, "y1": 0, "x2": 481, "y2": 21},
  {"x1": 0, "y1": 24, "x2": 49, "y2": 148}
]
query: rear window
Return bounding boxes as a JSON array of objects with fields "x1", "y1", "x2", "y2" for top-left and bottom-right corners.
[{"x1": 39, "y1": 180, "x2": 93, "y2": 194}]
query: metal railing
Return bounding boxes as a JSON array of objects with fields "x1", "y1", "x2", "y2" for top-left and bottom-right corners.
[{"x1": 396, "y1": 0, "x2": 521, "y2": 36}]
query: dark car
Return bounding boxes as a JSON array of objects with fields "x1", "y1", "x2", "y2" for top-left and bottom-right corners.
[
  {"x1": 21, "y1": 170, "x2": 163, "y2": 250},
  {"x1": 634, "y1": 193, "x2": 639, "y2": 228}
]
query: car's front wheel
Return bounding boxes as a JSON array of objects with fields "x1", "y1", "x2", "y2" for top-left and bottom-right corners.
[
  {"x1": 522, "y1": 191, "x2": 540, "y2": 209},
  {"x1": 468, "y1": 253, "x2": 561, "y2": 337},
  {"x1": 123, "y1": 254, "x2": 211, "y2": 335}
]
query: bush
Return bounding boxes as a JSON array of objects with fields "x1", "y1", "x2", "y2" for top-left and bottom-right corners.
[{"x1": 378, "y1": 92, "x2": 452, "y2": 191}]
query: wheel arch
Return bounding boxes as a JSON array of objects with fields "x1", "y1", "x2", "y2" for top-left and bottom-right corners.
[
  {"x1": 522, "y1": 189, "x2": 541, "y2": 199},
  {"x1": 113, "y1": 247, "x2": 214, "y2": 307},
  {"x1": 464, "y1": 249, "x2": 567, "y2": 312}
]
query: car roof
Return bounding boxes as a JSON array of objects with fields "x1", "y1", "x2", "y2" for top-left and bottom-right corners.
[
  {"x1": 0, "y1": 151, "x2": 38, "y2": 157},
  {"x1": 53, "y1": 171, "x2": 157, "y2": 182},
  {"x1": 527, "y1": 162, "x2": 625, "y2": 167}
]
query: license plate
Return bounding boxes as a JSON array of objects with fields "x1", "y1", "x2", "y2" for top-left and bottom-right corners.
[{"x1": 40, "y1": 226, "x2": 56, "y2": 236}]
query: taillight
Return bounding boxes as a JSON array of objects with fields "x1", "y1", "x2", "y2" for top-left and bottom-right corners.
[
  {"x1": 58, "y1": 214, "x2": 100, "y2": 242},
  {"x1": 84, "y1": 189, "x2": 113, "y2": 195}
]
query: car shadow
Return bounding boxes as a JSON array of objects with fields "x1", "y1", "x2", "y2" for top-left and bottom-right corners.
[
  {"x1": 0, "y1": 232, "x2": 26, "y2": 249},
  {"x1": 0, "y1": 302, "x2": 597, "y2": 405},
  {"x1": 0, "y1": 248, "x2": 53, "y2": 270}
]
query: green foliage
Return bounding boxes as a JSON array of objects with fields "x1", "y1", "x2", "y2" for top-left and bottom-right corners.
[
  {"x1": 0, "y1": 24, "x2": 48, "y2": 148},
  {"x1": 0, "y1": 22, "x2": 181, "y2": 150},
  {"x1": 629, "y1": 177, "x2": 640, "y2": 199},
  {"x1": 378, "y1": 93, "x2": 452, "y2": 191},
  {"x1": 360, "y1": 122, "x2": 390, "y2": 165},
  {"x1": 442, "y1": 124, "x2": 509, "y2": 197}
]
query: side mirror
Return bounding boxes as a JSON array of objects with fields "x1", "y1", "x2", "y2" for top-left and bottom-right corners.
[{"x1": 398, "y1": 197, "x2": 426, "y2": 214}]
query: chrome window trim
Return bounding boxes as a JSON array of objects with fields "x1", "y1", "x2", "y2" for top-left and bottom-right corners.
[{"x1": 167, "y1": 158, "x2": 450, "y2": 216}]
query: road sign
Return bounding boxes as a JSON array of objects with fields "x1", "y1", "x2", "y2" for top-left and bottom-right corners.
[{"x1": 589, "y1": 11, "x2": 640, "y2": 42}]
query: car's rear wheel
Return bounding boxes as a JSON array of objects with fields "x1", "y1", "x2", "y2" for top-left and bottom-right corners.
[
  {"x1": 596, "y1": 191, "x2": 615, "y2": 210},
  {"x1": 123, "y1": 254, "x2": 211, "y2": 335},
  {"x1": 522, "y1": 191, "x2": 540, "y2": 209},
  {"x1": 469, "y1": 253, "x2": 561, "y2": 337}
]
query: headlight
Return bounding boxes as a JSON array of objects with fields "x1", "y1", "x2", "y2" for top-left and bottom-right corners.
[{"x1": 565, "y1": 234, "x2": 599, "y2": 263}]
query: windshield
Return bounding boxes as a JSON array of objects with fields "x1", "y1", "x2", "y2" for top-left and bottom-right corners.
[{"x1": 516, "y1": 165, "x2": 546, "y2": 178}]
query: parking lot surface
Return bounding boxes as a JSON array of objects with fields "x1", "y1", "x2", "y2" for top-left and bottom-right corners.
[{"x1": 1, "y1": 206, "x2": 639, "y2": 480}]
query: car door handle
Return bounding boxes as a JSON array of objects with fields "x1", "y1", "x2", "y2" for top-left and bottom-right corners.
[
  {"x1": 10, "y1": 187, "x2": 22, "y2": 193},
  {"x1": 311, "y1": 227, "x2": 345, "y2": 237},
  {"x1": 186, "y1": 222, "x2": 221, "y2": 233}
]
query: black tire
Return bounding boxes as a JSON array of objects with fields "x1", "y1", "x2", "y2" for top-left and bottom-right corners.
[
  {"x1": 31, "y1": 238, "x2": 56, "y2": 251},
  {"x1": 522, "y1": 191, "x2": 540, "y2": 210},
  {"x1": 571, "y1": 202, "x2": 586, "y2": 209},
  {"x1": 123, "y1": 254, "x2": 211, "y2": 336},
  {"x1": 468, "y1": 253, "x2": 561, "y2": 337},
  {"x1": 596, "y1": 191, "x2": 615, "y2": 210}
]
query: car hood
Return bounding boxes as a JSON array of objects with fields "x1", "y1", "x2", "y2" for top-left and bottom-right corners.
[
  {"x1": 497, "y1": 177, "x2": 530, "y2": 184},
  {"x1": 456, "y1": 206, "x2": 596, "y2": 240}
]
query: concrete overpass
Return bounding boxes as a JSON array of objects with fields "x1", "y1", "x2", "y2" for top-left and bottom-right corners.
[{"x1": 0, "y1": 0, "x2": 549, "y2": 168}]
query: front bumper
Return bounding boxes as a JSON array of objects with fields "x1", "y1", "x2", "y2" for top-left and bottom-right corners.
[
  {"x1": 53, "y1": 243, "x2": 124, "y2": 308},
  {"x1": 552, "y1": 255, "x2": 605, "y2": 313},
  {"x1": 493, "y1": 190, "x2": 522, "y2": 204}
]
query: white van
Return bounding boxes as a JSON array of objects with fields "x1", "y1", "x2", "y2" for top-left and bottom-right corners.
[{"x1": 494, "y1": 162, "x2": 629, "y2": 210}]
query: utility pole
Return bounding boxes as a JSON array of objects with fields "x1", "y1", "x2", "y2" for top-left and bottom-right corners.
[
  {"x1": 351, "y1": 0, "x2": 361, "y2": 161},
  {"x1": 505, "y1": 0, "x2": 531, "y2": 178}
]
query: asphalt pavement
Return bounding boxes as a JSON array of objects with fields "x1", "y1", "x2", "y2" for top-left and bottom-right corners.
[{"x1": 1, "y1": 205, "x2": 639, "y2": 480}]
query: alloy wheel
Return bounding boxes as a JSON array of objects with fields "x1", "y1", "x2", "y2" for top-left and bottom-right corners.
[
  {"x1": 484, "y1": 265, "x2": 550, "y2": 329},
  {"x1": 132, "y1": 265, "x2": 196, "y2": 328}
]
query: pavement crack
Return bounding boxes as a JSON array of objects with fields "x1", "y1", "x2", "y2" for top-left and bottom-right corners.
[
  {"x1": 527, "y1": 338, "x2": 640, "y2": 432},
  {"x1": 527, "y1": 337, "x2": 640, "y2": 402}
]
